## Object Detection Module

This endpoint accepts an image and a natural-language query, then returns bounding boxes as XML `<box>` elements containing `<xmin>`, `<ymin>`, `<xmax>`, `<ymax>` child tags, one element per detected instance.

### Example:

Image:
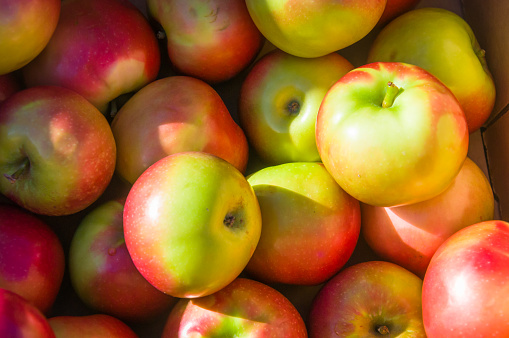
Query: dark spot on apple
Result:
<box><xmin>287</xmin><ymin>99</ymin><xmax>301</xmax><ymax>116</ymax></box>
<box><xmin>223</xmin><ymin>211</ymin><xmax>244</xmax><ymax>229</ymax></box>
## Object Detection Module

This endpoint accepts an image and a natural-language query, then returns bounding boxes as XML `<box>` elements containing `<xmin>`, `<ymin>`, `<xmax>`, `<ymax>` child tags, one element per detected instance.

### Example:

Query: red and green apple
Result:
<box><xmin>48</xmin><ymin>314</ymin><xmax>138</xmax><ymax>338</ymax></box>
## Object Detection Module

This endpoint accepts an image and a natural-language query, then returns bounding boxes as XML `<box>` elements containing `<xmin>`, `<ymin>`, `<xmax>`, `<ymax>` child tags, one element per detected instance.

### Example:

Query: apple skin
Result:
<box><xmin>245</xmin><ymin>0</ymin><xmax>387</xmax><ymax>58</ymax></box>
<box><xmin>22</xmin><ymin>0</ymin><xmax>160</xmax><ymax>113</ymax></box>
<box><xmin>316</xmin><ymin>61</ymin><xmax>469</xmax><ymax>207</ymax></box>
<box><xmin>0</xmin><ymin>73</ymin><xmax>22</xmax><ymax>103</ymax></box>
<box><xmin>239</xmin><ymin>49</ymin><xmax>354</xmax><ymax>165</ymax></box>
<box><xmin>308</xmin><ymin>261</ymin><xmax>425</xmax><ymax>337</ymax></box>
<box><xmin>368</xmin><ymin>7</ymin><xmax>496</xmax><ymax>133</ymax></box>
<box><xmin>111</xmin><ymin>76</ymin><xmax>249</xmax><ymax>184</ymax></box>
<box><xmin>361</xmin><ymin>157</ymin><xmax>494</xmax><ymax>278</ymax></box>
<box><xmin>245</xmin><ymin>162</ymin><xmax>361</xmax><ymax>285</ymax></box>
<box><xmin>0</xmin><ymin>86</ymin><xmax>116</xmax><ymax>216</ymax></box>
<box><xmin>123</xmin><ymin>152</ymin><xmax>262</xmax><ymax>298</ymax></box>
<box><xmin>422</xmin><ymin>220</ymin><xmax>509</xmax><ymax>337</ymax></box>
<box><xmin>147</xmin><ymin>0</ymin><xmax>264</xmax><ymax>83</ymax></box>
<box><xmin>0</xmin><ymin>204</ymin><xmax>65</xmax><ymax>315</ymax></box>
<box><xmin>376</xmin><ymin>0</ymin><xmax>420</xmax><ymax>27</ymax></box>
<box><xmin>68</xmin><ymin>199</ymin><xmax>177</xmax><ymax>322</ymax></box>
<box><xmin>162</xmin><ymin>278</ymin><xmax>307</xmax><ymax>337</ymax></box>
<box><xmin>0</xmin><ymin>0</ymin><xmax>60</xmax><ymax>75</ymax></box>
<box><xmin>0</xmin><ymin>288</ymin><xmax>55</xmax><ymax>338</ymax></box>
<box><xmin>48</xmin><ymin>314</ymin><xmax>138</xmax><ymax>338</ymax></box>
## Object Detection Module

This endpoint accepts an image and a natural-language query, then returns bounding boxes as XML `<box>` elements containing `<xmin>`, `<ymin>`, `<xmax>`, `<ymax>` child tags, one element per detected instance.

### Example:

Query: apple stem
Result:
<box><xmin>156</xmin><ymin>30</ymin><xmax>166</xmax><ymax>40</ymax></box>
<box><xmin>382</xmin><ymin>81</ymin><xmax>400</xmax><ymax>108</ymax></box>
<box><xmin>376</xmin><ymin>325</ymin><xmax>390</xmax><ymax>335</ymax></box>
<box><xmin>3</xmin><ymin>158</ymin><xmax>30</xmax><ymax>183</ymax></box>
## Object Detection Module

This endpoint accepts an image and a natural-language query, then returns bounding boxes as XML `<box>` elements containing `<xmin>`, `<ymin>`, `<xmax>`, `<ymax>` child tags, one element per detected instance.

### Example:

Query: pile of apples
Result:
<box><xmin>1</xmin><ymin>0</ymin><xmax>508</xmax><ymax>337</ymax></box>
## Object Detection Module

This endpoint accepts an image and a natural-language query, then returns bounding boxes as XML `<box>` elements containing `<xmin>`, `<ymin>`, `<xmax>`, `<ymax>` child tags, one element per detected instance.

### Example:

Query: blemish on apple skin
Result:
<box><xmin>108</xmin><ymin>247</ymin><xmax>116</xmax><ymax>256</ymax></box>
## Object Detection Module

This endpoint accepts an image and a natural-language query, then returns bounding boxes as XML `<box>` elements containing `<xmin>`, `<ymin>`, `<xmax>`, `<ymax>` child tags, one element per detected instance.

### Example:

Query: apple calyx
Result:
<box><xmin>376</xmin><ymin>325</ymin><xmax>390</xmax><ymax>335</ymax></box>
<box><xmin>381</xmin><ymin>82</ymin><xmax>400</xmax><ymax>108</ymax></box>
<box><xmin>223</xmin><ymin>210</ymin><xmax>244</xmax><ymax>230</ymax></box>
<box><xmin>3</xmin><ymin>157</ymin><xmax>30</xmax><ymax>183</ymax></box>
<box><xmin>286</xmin><ymin>99</ymin><xmax>301</xmax><ymax>116</ymax></box>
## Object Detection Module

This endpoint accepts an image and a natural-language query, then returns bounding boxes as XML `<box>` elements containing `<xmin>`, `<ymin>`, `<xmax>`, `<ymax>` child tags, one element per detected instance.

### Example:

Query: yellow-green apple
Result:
<box><xmin>422</xmin><ymin>220</ymin><xmax>509</xmax><ymax>337</ymax></box>
<box><xmin>0</xmin><ymin>0</ymin><xmax>60</xmax><ymax>75</ymax></box>
<box><xmin>68</xmin><ymin>200</ymin><xmax>177</xmax><ymax>322</ymax></box>
<box><xmin>162</xmin><ymin>278</ymin><xmax>307</xmax><ymax>337</ymax></box>
<box><xmin>0</xmin><ymin>204</ymin><xmax>65</xmax><ymax>315</ymax></box>
<box><xmin>308</xmin><ymin>261</ymin><xmax>425</xmax><ymax>337</ymax></box>
<box><xmin>245</xmin><ymin>0</ymin><xmax>387</xmax><ymax>58</ymax></box>
<box><xmin>376</xmin><ymin>0</ymin><xmax>420</xmax><ymax>27</ymax></box>
<box><xmin>245</xmin><ymin>162</ymin><xmax>361</xmax><ymax>285</ymax></box>
<box><xmin>111</xmin><ymin>76</ymin><xmax>249</xmax><ymax>184</ymax></box>
<box><xmin>362</xmin><ymin>157</ymin><xmax>494</xmax><ymax>278</ymax></box>
<box><xmin>239</xmin><ymin>49</ymin><xmax>354</xmax><ymax>165</ymax></box>
<box><xmin>48</xmin><ymin>314</ymin><xmax>137</xmax><ymax>338</ymax></box>
<box><xmin>147</xmin><ymin>0</ymin><xmax>264</xmax><ymax>83</ymax></box>
<box><xmin>368</xmin><ymin>7</ymin><xmax>496</xmax><ymax>133</ymax></box>
<box><xmin>0</xmin><ymin>86</ymin><xmax>116</xmax><ymax>216</ymax></box>
<box><xmin>123</xmin><ymin>152</ymin><xmax>262</xmax><ymax>298</ymax></box>
<box><xmin>316</xmin><ymin>62</ymin><xmax>469</xmax><ymax>207</ymax></box>
<box><xmin>22</xmin><ymin>0</ymin><xmax>160</xmax><ymax>113</ymax></box>
<box><xmin>0</xmin><ymin>73</ymin><xmax>21</xmax><ymax>103</ymax></box>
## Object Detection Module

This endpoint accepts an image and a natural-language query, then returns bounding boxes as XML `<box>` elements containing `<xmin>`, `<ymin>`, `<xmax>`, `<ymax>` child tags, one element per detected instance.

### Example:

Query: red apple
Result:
<box><xmin>376</xmin><ymin>0</ymin><xmax>420</xmax><ymax>26</ymax></box>
<box><xmin>22</xmin><ymin>0</ymin><xmax>160</xmax><ymax>113</ymax></box>
<box><xmin>309</xmin><ymin>261</ymin><xmax>425</xmax><ymax>337</ymax></box>
<box><xmin>162</xmin><ymin>278</ymin><xmax>307</xmax><ymax>337</ymax></box>
<box><xmin>0</xmin><ymin>288</ymin><xmax>55</xmax><ymax>338</ymax></box>
<box><xmin>422</xmin><ymin>220</ymin><xmax>509</xmax><ymax>337</ymax></box>
<box><xmin>111</xmin><ymin>76</ymin><xmax>249</xmax><ymax>184</ymax></box>
<box><xmin>0</xmin><ymin>73</ymin><xmax>21</xmax><ymax>103</ymax></box>
<box><xmin>0</xmin><ymin>204</ymin><xmax>65</xmax><ymax>314</ymax></box>
<box><xmin>147</xmin><ymin>0</ymin><xmax>264</xmax><ymax>83</ymax></box>
<box><xmin>316</xmin><ymin>62</ymin><xmax>469</xmax><ymax>207</ymax></box>
<box><xmin>0</xmin><ymin>0</ymin><xmax>60</xmax><ymax>75</ymax></box>
<box><xmin>245</xmin><ymin>162</ymin><xmax>361</xmax><ymax>285</ymax></box>
<box><xmin>68</xmin><ymin>199</ymin><xmax>177</xmax><ymax>322</ymax></box>
<box><xmin>0</xmin><ymin>86</ymin><xmax>116</xmax><ymax>216</ymax></box>
<box><xmin>48</xmin><ymin>314</ymin><xmax>137</xmax><ymax>338</ymax></box>
<box><xmin>361</xmin><ymin>157</ymin><xmax>494</xmax><ymax>278</ymax></box>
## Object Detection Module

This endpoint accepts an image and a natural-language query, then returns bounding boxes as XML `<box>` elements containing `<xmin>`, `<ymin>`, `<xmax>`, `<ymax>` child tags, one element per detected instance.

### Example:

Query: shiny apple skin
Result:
<box><xmin>422</xmin><ymin>220</ymin><xmax>509</xmax><ymax>337</ymax></box>
<box><xmin>147</xmin><ymin>0</ymin><xmax>264</xmax><ymax>83</ymax></box>
<box><xmin>0</xmin><ymin>0</ymin><xmax>60</xmax><ymax>75</ymax></box>
<box><xmin>245</xmin><ymin>162</ymin><xmax>361</xmax><ymax>285</ymax></box>
<box><xmin>361</xmin><ymin>157</ymin><xmax>494</xmax><ymax>278</ymax></box>
<box><xmin>316</xmin><ymin>61</ymin><xmax>469</xmax><ymax>207</ymax></box>
<box><xmin>239</xmin><ymin>49</ymin><xmax>354</xmax><ymax>164</ymax></box>
<box><xmin>368</xmin><ymin>7</ymin><xmax>496</xmax><ymax>133</ymax></box>
<box><xmin>0</xmin><ymin>86</ymin><xmax>116</xmax><ymax>216</ymax></box>
<box><xmin>309</xmin><ymin>261</ymin><xmax>425</xmax><ymax>337</ymax></box>
<box><xmin>162</xmin><ymin>278</ymin><xmax>307</xmax><ymax>338</ymax></box>
<box><xmin>22</xmin><ymin>0</ymin><xmax>160</xmax><ymax>113</ymax></box>
<box><xmin>123</xmin><ymin>152</ymin><xmax>262</xmax><ymax>298</ymax></box>
<box><xmin>48</xmin><ymin>314</ymin><xmax>138</xmax><ymax>338</ymax></box>
<box><xmin>245</xmin><ymin>0</ymin><xmax>387</xmax><ymax>58</ymax></box>
<box><xmin>69</xmin><ymin>200</ymin><xmax>177</xmax><ymax>322</ymax></box>
<box><xmin>111</xmin><ymin>76</ymin><xmax>249</xmax><ymax>184</ymax></box>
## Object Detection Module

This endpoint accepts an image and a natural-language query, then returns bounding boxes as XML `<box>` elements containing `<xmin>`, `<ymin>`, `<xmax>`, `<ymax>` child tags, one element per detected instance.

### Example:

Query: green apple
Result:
<box><xmin>316</xmin><ymin>62</ymin><xmax>469</xmax><ymax>207</ymax></box>
<box><xmin>245</xmin><ymin>0</ymin><xmax>387</xmax><ymax>58</ymax></box>
<box><xmin>239</xmin><ymin>49</ymin><xmax>354</xmax><ymax>164</ymax></box>
<box><xmin>123</xmin><ymin>152</ymin><xmax>262</xmax><ymax>298</ymax></box>
<box><xmin>245</xmin><ymin>162</ymin><xmax>361</xmax><ymax>285</ymax></box>
<box><xmin>368</xmin><ymin>7</ymin><xmax>496</xmax><ymax>133</ymax></box>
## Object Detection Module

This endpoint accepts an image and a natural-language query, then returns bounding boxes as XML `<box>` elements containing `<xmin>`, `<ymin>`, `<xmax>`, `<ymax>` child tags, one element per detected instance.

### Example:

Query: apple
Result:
<box><xmin>245</xmin><ymin>162</ymin><xmax>361</xmax><ymax>285</ymax></box>
<box><xmin>422</xmin><ymin>220</ymin><xmax>509</xmax><ymax>337</ymax></box>
<box><xmin>48</xmin><ymin>314</ymin><xmax>137</xmax><ymax>338</ymax></box>
<box><xmin>376</xmin><ymin>0</ymin><xmax>420</xmax><ymax>27</ymax></box>
<box><xmin>0</xmin><ymin>204</ymin><xmax>65</xmax><ymax>314</ymax></box>
<box><xmin>308</xmin><ymin>261</ymin><xmax>425</xmax><ymax>337</ymax></box>
<box><xmin>111</xmin><ymin>76</ymin><xmax>249</xmax><ymax>184</ymax></box>
<box><xmin>0</xmin><ymin>86</ymin><xmax>116</xmax><ymax>216</ymax></box>
<box><xmin>368</xmin><ymin>7</ymin><xmax>496</xmax><ymax>133</ymax></box>
<box><xmin>316</xmin><ymin>61</ymin><xmax>469</xmax><ymax>207</ymax></box>
<box><xmin>162</xmin><ymin>277</ymin><xmax>307</xmax><ymax>337</ymax></box>
<box><xmin>123</xmin><ymin>152</ymin><xmax>262</xmax><ymax>298</ymax></box>
<box><xmin>0</xmin><ymin>288</ymin><xmax>55</xmax><ymax>338</ymax></box>
<box><xmin>146</xmin><ymin>0</ymin><xmax>264</xmax><ymax>83</ymax></box>
<box><xmin>245</xmin><ymin>0</ymin><xmax>387</xmax><ymax>58</ymax></box>
<box><xmin>361</xmin><ymin>157</ymin><xmax>494</xmax><ymax>278</ymax></box>
<box><xmin>239</xmin><ymin>49</ymin><xmax>354</xmax><ymax>165</ymax></box>
<box><xmin>22</xmin><ymin>0</ymin><xmax>160</xmax><ymax>113</ymax></box>
<box><xmin>0</xmin><ymin>0</ymin><xmax>60</xmax><ymax>75</ymax></box>
<box><xmin>68</xmin><ymin>199</ymin><xmax>177</xmax><ymax>322</ymax></box>
<box><xmin>0</xmin><ymin>73</ymin><xmax>21</xmax><ymax>103</ymax></box>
